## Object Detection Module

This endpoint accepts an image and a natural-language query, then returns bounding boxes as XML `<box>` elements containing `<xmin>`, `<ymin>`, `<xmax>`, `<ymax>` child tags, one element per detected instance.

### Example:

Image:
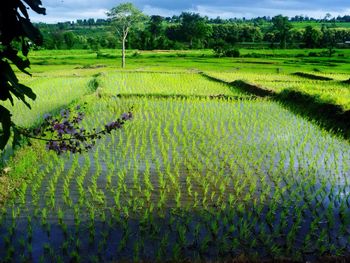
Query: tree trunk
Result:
<box><xmin>122</xmin><ymin>37</ymin><xmax>126</xmax><ymax>68</ymax></box>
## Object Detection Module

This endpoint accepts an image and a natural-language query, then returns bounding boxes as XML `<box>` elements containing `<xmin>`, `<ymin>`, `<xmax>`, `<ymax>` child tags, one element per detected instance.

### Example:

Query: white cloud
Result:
<box><xmin>193</xmin><ymin>5</ymin><xmax>350</xmax><ymax>19</ymax></box>
<box><xmin>142</xmin><ymin>5</ymin><xmax>179</xmax><ymax>18</ymax></box>
<box><xmin>29</xmin><ymin>8</ymin><xmax>108</xmax><ymax>23</ymax></box>
<box><xmin>27</xmin><ymin>0</ymin><xmax>350</xmax><ymax>23</ymax></box>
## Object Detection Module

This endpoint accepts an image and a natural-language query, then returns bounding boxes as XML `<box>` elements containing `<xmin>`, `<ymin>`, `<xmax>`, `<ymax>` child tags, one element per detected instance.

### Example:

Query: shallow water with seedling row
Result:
<box><xmin>0</xmin><ymin>73</ymin><xmax>350</xmax><ymax>262</ymax></box>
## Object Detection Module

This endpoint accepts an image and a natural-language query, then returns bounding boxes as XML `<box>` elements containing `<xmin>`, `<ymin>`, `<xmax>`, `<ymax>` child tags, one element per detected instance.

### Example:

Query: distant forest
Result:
<box><xmin>34</xmin><ymin>13</ymin><xmax>350</xmax><ymax>51</ymax></box>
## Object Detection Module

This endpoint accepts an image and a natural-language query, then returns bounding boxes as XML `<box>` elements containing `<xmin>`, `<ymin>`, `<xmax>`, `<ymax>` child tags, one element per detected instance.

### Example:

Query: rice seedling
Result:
<box><xmin>1</xmin><ymin>70</ymin><xmax>350</xmax><ymax>261</ymax></box>
<box><xmin>101</xmin><ymin>72</ymin><xmax>247</xmax><ymax>98</ymax></box>
<box><xmin>69</xmin><ymin>250</ymin><xmax>81</xmax><ymax>263</ymax></box>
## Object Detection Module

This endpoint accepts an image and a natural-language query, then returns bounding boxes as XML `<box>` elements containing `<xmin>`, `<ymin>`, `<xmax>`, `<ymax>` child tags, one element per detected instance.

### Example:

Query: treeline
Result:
<box><xmin>35</xmin><ymin>13</ymin><xmax>350</xmax><ymax>51</ymax></box>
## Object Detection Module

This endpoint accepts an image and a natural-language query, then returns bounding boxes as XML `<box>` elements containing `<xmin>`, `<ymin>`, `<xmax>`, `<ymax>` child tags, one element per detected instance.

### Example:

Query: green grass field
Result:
<box><xmin>26</xmin><ymin>48</ymin><xmax>350</xmax><ymax>73</ymax></box>
<box><xmin>1</xmin><ymin>49</ymin><xmax>350</xmax><ymax>262</ymax></box>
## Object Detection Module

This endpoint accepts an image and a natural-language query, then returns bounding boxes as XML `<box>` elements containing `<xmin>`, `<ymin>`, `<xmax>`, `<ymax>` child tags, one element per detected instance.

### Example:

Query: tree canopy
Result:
<box><xmin>107</xmin><ymin>2</ymin><xmax>146</xmax><ymax>68</ymax></box>
<box><xmin>179</xmin><ymin>12</ymin><xmax>212</xmax><ymax>48</ymax></box>
<box><xmin>34</xmin><ymin>13</ymin><xmax>350</xmax><ymax>51</ymax></box>
<box><xmin>271</xmin><ymin>15</ymin><xmax>292</xmax><ymax>48</ymax></box>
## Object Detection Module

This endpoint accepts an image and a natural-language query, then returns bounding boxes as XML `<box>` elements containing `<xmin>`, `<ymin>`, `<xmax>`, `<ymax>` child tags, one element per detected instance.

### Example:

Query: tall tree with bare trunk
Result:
<box><xmin>107</xmin><ymin>3</ymin><xmax>146</xmax><ymax>68</ymax></box>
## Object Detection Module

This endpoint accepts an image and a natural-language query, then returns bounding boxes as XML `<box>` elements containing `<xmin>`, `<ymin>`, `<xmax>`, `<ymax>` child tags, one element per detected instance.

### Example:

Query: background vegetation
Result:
<box><xmin>35</xmin><ymin>13</ymin><xmax>350</xmax><ymax>52</ymax></box>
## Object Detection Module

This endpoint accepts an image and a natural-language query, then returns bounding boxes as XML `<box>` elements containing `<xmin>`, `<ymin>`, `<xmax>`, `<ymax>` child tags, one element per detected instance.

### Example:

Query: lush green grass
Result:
<box><xmin>26</xmin><ymin>48</ymin><xmax>350</xmax><ymax>74</ymax></box>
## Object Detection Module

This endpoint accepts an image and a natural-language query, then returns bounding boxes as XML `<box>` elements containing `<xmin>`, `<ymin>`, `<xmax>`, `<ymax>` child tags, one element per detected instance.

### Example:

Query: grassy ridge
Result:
<box><xmin>204</xmin><ymin>71</ymin><xmax>350</xmax><ymax>110</ymax></box>
<box><xmin>202</xmin><ymin>72</ymin><xmax>350</xmax><ymax>139</ymax></box>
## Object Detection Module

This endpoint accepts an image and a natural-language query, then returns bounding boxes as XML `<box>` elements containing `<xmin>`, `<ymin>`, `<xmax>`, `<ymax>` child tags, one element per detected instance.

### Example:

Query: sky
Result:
<box><xmin>28</xmin><ymin>0</ymin><xmax>350</xmax><ymax>23</ymax></box>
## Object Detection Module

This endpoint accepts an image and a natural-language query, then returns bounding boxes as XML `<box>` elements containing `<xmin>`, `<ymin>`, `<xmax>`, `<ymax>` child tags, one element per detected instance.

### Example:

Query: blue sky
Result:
<box><xmin>29</xmin><ymin>0</ymin><xmax>350</xmax><ymax>23</ymax></box>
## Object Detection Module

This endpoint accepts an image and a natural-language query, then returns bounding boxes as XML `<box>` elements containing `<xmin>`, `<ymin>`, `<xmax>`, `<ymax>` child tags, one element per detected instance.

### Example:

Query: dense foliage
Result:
<box><xmin>36</xmin><ymin>13</ymin><xmax>350</xmax><ymax>51</ymax></box>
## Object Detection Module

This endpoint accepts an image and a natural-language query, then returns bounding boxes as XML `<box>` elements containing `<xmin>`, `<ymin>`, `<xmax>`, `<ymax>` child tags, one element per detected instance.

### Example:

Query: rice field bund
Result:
<box><xmin>1</xmin><ymin>70</ymin><xmax>350</xmax><ymax>262</ymax></box>
<box><xmin>205</xmin><ymin>71</ymin><xmax>350</xmax><ymax>110</ymax></box>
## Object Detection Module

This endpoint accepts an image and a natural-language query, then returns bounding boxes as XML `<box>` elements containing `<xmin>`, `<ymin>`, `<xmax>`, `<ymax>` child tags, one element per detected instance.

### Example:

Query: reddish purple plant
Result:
<box><xmin>17</xmin><ymin>105</ymin><xmax>133</xmax><ymax>154</ymax></box>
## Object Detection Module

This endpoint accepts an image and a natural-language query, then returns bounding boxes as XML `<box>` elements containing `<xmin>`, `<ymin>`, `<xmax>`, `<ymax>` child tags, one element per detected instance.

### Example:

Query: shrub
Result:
<box><xmin>212</xmin><ymin>39</ymin><xmax>227</xmax><ymax>57</ymax></box>
<box><xmin>224</xmin><ymin>48</ymin><xmax>240</xmax><ymax>57</ymax></box>
<box><xmin>308</xmin><ymin>52</ymin><xmax>319</xmax><ymax>57</ymax></box>
<box><xmin>176</xmin><ymin>53</ymin><xmax>187</xmax><ymax>57</ymax></box>
<box><xmin>308</xmin><ymin>51</ymin><xmax>335</xmax><ymax>57</ymax></box>
<box><xmin>132</xmin><ymin>51</ymin><xmax>141</xmax><ymax>57</ymax></box>
<box><xmin>212</xmin><ymin>40</ymin><xmax>240</xmax><ymax>58</ymax></box>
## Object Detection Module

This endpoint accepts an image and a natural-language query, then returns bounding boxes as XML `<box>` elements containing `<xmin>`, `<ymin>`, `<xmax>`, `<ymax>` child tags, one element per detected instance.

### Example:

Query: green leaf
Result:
<box><xmin>0</xmin><ymin>0</ymin><xmax>46</xmax><ymax>147</ymax></box>
<box><xmin>1</xmin><ymin>59</ymin><xmax>20</xmax><ymax>85</ymax></box>
<box><xmin>2</xmin><ymin>82</ymin><xmax>14</xmax><ymax>105</ymax></box>
<box><xmin>1</xmin><ymin>60</ymin><xmax>35</xmax><ymax>108</ymax></box>
<box><xmin>0</xmin><ymin>106</ymin><xmax>12</xmax><ymax>150</ymax></box>
<box><xmin>18</xmin><ymin>1</ymin><xmax>30</xmax><ymax>19</ymax></box>
<box><xmin>19</xmin><ymin>17</ymin><xmax>44</xmax><ymax>45</ymax></box>
<box><xmin>12</xmin><ymin>125</ymin><xmax>23</xmax><ymax>149</ymax></box>
<box><xmin>3</xmin><ymin>47</ymin><xmax>31</xmax><ymax>74</ymax></box>
<box><xmin>22</xmin><ymin>38</ymin><xmax>30</xmax><ymax>57</ymax></box>
<box><xmin>0</xmin><ymin>74</ymin><xmax>12</xmax><ymax>103</ymax></box>
<box><xmin>16</xmin><ymin>83</ymin><xmax>36</xmax><ymax>101</ymax></box>
<box><xmin>23</xmin><ymin>0</ymin><xmax>46</xmax><ymax>15</ymax></box>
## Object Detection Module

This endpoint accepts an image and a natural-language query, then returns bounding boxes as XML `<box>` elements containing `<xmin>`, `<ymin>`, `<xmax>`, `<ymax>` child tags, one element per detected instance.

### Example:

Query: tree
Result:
<box><xmin>289</xmin><ymin>28</ymin><xmax>304</xmax><ymax>46</ymax></box>
<box><xmin>148</xmin><ymin>15</ymin><xmax>165</xmax><ymax>49</ymax></box>
<box><xmin>105</xmin><ymin>35</ymin><xmax>118</xmax><ymax>49</ymax></box>
<box><xmin>179</xmin><ymin>12</ymin><xmax>212</xmax><ymax>49</ymax></box>
<box><xmin>264</xmin><ymin>32</ymin><xmax>276</xmax><ymax>48</ymax></box>
<box><xmin>322</xmin><ymin>25</ymin><xmax>337</xmax><ymax>57</ymax></box>
<box><xmin>212</xmin><ymin>39</ymin><xmax>229</xmax><ymax>57</ymax></box>
<box><xmin>271</xmin><ymin>15</ymin><xmax>292</xmax><ymax>48</ymax></box>
<box><xmin>63</xmin><ymin>32</ymin><xmax>76</xmax><ymax>49</ymax></box>
<box><xmin>240</xmin><ymin>25</ymin><xmax>263</xmax><ymax>42</ymax></box>
<box><xmin>107</xmin><ymin>3</ymin><xmax>146</xmax><ymax>68</ymax></box>
<box><xmin>211</xmin><ymin>24</ymin><xmax>240</xmax><ymax>45</ymax></box>
<box><xmin>0</xmin><ymin>0</ymin><xmax>45</xmax><ymax>150</ymax></box>
<box><xmin>324</xmin><ymin>13</ymin><xmax>332</xmax><ymax>22</ymax></box>
<box><xmin>303</xmin><ymin>26</ymin><xmax>322</xmax><ymax>48</ymax></box>
<box><xmin>87</xmin><ymin>37</ymin><xmax>100</xmax><ymax>52</ymax></box>
<box><xmin>212</xmin><ymin>40</ymin><xmax>240</xmax><ymax>58</ymax></box>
